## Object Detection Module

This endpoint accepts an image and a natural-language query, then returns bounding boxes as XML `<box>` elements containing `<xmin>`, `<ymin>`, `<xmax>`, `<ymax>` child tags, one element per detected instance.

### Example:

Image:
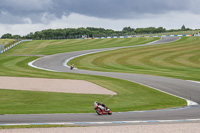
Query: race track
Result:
<box><xmin>1</xmin><ymin>37</ymin><xmax>200</xmax><ymax>126</ymax></box>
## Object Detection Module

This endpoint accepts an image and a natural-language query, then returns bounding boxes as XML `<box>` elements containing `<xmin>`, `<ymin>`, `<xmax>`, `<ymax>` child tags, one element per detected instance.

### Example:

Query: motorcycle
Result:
<box><xmin>70</xmin><ymin>65</ymin><xmax>74</xmax><ymax>70</ymax></box>
<box><xmin>94</xmin><ymin>104</ymin><xmax>112</xmax><ymax>115</ymax></box>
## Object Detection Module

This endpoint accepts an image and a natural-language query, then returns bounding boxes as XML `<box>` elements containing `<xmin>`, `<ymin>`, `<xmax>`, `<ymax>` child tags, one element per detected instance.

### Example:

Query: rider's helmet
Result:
<box><xmin>94</xmin><ymin>101</ymin><xmax>98</xmax><ymax>107</ymax></box>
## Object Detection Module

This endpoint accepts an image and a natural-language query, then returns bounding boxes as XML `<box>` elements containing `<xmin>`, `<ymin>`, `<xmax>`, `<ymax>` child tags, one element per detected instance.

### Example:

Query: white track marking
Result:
<box><xmin>187</xmin><ymin>80</ymin><xmax>200</xmax><ymax>84</ymax></box>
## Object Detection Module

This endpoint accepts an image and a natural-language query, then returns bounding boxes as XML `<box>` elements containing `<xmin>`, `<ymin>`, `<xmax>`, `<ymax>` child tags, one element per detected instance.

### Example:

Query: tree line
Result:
<box><xmin>0</xmin><ymin>25</ymin><xmax>194</xmax><ymax>40</ymax></box>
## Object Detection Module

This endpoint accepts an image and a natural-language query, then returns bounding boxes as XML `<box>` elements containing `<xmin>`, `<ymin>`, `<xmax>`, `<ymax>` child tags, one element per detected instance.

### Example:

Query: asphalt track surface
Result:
<box><xmin>1</xmin><ymin>37</ymin><xmax>200</xmax><ymax>126</ymax></box>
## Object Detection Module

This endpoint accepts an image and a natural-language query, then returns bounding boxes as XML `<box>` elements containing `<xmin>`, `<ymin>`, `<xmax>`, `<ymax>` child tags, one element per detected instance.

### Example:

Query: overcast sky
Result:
<box><xmin>0</xmin><ymin>0</ymin><xmax>200</xmax><ymax>37</ymax></box>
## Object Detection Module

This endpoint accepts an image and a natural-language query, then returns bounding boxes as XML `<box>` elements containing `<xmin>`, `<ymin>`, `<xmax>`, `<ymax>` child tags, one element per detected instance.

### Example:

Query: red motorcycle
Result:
<box><xmin>94</xmin><ymin>104</ymin><xmax>112</xmax><ymax>115</ymax></box>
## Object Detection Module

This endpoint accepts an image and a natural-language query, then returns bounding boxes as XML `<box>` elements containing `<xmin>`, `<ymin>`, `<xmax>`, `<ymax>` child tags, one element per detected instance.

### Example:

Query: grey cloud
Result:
<box><xmin>0</xmin><ymin>0</ymin><xmax>54</xmax><ymax>24</ymax></box>
<box><xmin>0</xmin><ymin>0</ymin><xmax>199</xmax><ymax>24</ymax></box>
<box><xmin>50</xmin><ymin>0</ymin><xmax>200</xmax><ymax>18</ymax></box>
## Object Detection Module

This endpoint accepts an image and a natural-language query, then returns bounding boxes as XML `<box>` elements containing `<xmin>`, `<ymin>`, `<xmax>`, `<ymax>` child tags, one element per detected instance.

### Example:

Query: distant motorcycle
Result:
<box><xmin>70</xmin><ymin>64</ymin><xmax>74</xmax><ymax>70</ymax></box>
<box><xmin>94</xmin><ymin>103</ymin><xmax>112</xmax><ymax>115</ymax></box>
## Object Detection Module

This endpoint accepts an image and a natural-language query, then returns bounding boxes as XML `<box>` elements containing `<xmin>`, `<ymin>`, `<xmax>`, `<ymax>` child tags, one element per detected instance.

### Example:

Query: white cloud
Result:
<box><xmin>1</xmin><ymin>11</ymin><xmax>8</xmax><ymax>15</ymax></box>
<box><xmin>23</xmin><ymin>18</ymin><xmax>32</xmax><ymax>24</ymax></box>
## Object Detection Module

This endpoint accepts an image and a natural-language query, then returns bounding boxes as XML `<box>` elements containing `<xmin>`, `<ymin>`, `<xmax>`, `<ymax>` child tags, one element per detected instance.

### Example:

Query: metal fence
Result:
<box><xmin>0</xmin><ymin>44</ymin><xmax>4</xmax><ymax>51</ymax></box>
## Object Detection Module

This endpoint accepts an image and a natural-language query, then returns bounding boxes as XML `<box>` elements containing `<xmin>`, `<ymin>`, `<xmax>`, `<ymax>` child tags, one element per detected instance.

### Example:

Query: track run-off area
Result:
<box><xmin>1</xmin><ymin>36</ymin><xmax>200</xmax><ymax>126</ymax></box>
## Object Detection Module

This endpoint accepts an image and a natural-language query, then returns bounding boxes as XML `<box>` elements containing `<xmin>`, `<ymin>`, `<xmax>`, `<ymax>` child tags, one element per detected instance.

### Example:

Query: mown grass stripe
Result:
<box><xmin>69</xmin><ymin>37</ymin><xmax>200</xmax><ymax>81</ymax></box>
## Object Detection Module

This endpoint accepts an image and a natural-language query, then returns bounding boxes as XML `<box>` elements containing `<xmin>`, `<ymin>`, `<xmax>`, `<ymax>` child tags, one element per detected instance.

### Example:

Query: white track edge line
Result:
<box><xmin>187</xmin><ymin>80</ymin><xmax>200</xmax><ymax>84</ymax></box>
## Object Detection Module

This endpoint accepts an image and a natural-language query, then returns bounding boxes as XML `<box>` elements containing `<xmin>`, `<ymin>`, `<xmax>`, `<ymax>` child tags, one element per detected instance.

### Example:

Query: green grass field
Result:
<box><xmin>69</xmin><ymin>37</ymin><xmax>200</xmax><ymax>81</ymax></box>
<box><xmin>0</xmin><ymin>125</ymin><xmax>80</xmax><ymax>129</ymax></box>
<box><xmin>131</xmin><ymin>30</ymin><xmax>199</xmax><ymax>37</ymax></box>
<box><xmin>0</xmin><ymin>39</ymin><xmax>17</xmax><ymax>49</ymax></box>
<box><xmin>0</xmin><ymin>37</ymin><xmax>187</xmax><ymax>114</ymax></box>
<box><xmin>4</xmin><ymin>37</ymin><xmax>159</xmax><ymax>55</ymax></box>
<box><xmin>0</xmin><ymin>39</ymin><xmax>14</xmax><ymax>44</ymax></box>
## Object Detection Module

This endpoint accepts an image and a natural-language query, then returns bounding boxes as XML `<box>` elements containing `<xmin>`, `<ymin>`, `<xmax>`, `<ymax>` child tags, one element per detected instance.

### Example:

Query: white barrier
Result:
<box><xmin>0</xmin><ymin>40</ymin><xmax>32</xmax><ymax>54</ymax></box>
<box><xmin>91</xmin><ymin>35</ymin><xmax>192</xmax><ymax>39</ymax></box>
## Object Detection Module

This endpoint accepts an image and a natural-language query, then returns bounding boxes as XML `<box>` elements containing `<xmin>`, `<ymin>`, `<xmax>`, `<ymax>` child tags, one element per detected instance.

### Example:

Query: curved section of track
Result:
<box><xmin>1</xmin><ymin>37</ymin><xmax>200</xmax><ymax>126</ymax></box>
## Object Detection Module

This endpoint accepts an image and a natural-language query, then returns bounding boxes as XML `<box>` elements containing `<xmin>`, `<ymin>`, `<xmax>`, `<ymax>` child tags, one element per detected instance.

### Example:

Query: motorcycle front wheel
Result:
<box><xmin>108</xmin><ymin>111</ymin><xmax>112</xmax><ymax>115</ymax></box>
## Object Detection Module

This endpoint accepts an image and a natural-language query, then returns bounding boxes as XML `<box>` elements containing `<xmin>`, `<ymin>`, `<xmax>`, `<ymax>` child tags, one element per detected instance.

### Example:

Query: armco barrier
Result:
<box><xmin>0</xmin><ymin>40</ymin><xmax>32</xmax><ymax>54</ymax></box>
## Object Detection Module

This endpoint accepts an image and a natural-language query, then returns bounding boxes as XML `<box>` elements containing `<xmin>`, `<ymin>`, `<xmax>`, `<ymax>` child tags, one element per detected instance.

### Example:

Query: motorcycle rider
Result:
<box><xmin>70</xmin><ymin>64</ymin><xmax>74</xmax><ymax>70</ymax></box>
<box><xmin>94</xmin><ymin>101</ymin><xmax>109</xmax><ymax>111</ymax></box>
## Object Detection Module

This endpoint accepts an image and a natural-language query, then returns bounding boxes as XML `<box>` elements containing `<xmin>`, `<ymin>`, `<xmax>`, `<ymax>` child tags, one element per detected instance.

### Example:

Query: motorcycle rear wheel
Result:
<box><xmin>96</xmin><ymin>108</ymin><xmax>102</xmax><ymax>115</ymax></box>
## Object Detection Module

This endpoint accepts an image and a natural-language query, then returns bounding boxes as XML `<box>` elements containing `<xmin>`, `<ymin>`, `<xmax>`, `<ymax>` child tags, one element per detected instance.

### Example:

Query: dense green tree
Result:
<box><xmin>135</xmin><ymin>27</ymin><xmax>166</xmax><ymax>34</ymax></box>
<box><xmin>181</xmin><ymin>25</ymin><xmax>186</xmax><ymax>30</ymax></box>
<box><xmin>12</xmin><ymin>35</ymin><xmax>21</xmax><ymax>39</ymax></box>
<box><xmin>1</xmin><ymin>33</ymin><xmax>12</xmax><ymax>39</ymax></box>
<box><xmin>122</xmin><ymin>26</ymin><xmax>134</xmax><ymax>32</ymax></box>
<box><xmin>26</xmin><ymin>32</ymin><xmax>34</xmax><ymax>39</ymax></box>
<box><xmin>2</xmin><ymin>26</ymin><xmax>193</xmax><ymax>40</ymax></box>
